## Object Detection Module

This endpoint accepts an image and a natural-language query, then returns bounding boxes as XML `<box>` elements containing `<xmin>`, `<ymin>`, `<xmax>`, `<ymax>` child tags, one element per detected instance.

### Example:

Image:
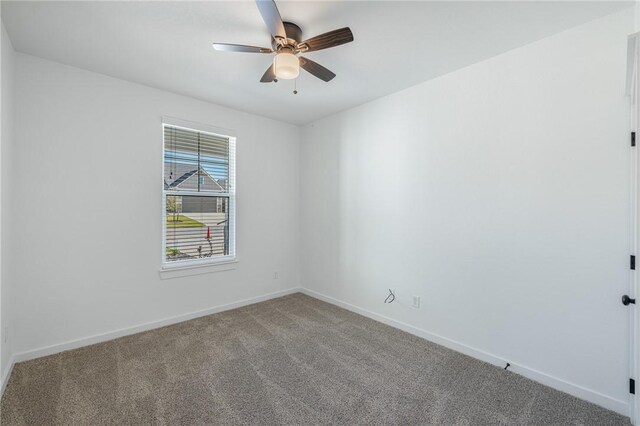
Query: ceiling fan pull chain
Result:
<box><xmin>293</xmin><ymin>78</ymin><xmax>298</xmax><ymax>95</ymax></box>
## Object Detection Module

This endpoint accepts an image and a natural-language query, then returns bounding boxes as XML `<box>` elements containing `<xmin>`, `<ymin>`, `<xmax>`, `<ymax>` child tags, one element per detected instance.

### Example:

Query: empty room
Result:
<box><xmin>0</xmin><ymin>0</ymin><xmax>639</xmax><ymax>424</ymax></box>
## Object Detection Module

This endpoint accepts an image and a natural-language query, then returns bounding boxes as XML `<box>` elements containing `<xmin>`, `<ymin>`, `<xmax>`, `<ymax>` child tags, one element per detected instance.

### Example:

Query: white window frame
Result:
<box><xmin>161</xmin><ymin>117</ymin><xmax>236</xmax><ymax>271</ymax></box>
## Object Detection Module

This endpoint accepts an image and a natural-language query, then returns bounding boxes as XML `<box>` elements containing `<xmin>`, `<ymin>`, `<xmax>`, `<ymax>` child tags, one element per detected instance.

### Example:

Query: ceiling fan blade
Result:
<box><xmin>298</xmin><ymin>27</ymin><xmax>353</xmax><ymax>52</ymax></box>
<box><xmin>299</xmin><ymin>57</ymin><xmax>336</xmax><ymax>82</ymax></box>
<box><xmin>255</xmin><ymin>0</ymin><xmax>286</xmax><ymax>41</ymax></box>
<box><xmin>213</xmin><ymin>43</ymin><xmax>272</xmax><ymax>53</ymax></box>
<box><xmin>260</xmin><ymin>64</ymin><xmax>276</xmax><ymax>83</ymax></box>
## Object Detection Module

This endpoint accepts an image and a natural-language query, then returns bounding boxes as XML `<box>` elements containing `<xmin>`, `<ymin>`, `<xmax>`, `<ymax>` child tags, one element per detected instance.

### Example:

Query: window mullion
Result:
<box><xmin>165</xmin><ymin>190</ymin><xmax>229</xmax><ymax>197</ymax></box>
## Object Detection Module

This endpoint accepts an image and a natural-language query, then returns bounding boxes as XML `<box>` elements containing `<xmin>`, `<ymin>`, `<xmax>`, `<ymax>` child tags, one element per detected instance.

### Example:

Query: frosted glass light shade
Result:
<box><xmin>274</xmin><ymin>52</ymin><xmax>299</xmax><ymax>79</ymax></box>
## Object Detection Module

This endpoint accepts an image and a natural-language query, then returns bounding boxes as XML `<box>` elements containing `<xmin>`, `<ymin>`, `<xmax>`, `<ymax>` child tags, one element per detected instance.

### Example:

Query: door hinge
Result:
<box><xmin>632</xmin><ymin>132</ymin><xmax>636</xmax><ymax>147</ymax></box>
<box><xmin>631</xmin><ymin>255</ymin><xmax>636</xmax><ymax>270</ymax></box>
<box><xmin>631</xmin><ymin>378</ymin><xmax>635</xmax><ymax>395</ymax></box>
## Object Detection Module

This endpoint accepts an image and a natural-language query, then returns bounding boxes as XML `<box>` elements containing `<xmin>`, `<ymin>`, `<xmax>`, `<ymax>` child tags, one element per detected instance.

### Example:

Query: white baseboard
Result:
<box><xmin>1</xmin><ymin>355</ymin><xmax>15</xmax><ymax>397</ymax></box>
<box><xmin>13</xmin><ymin>287</ymin><xmax>302</xmax><ymax>364</ymax></box>
<box><xmin>299</xmin><ymin>288</ymin><xmax>629</xmax><ymax>417</ymax></box>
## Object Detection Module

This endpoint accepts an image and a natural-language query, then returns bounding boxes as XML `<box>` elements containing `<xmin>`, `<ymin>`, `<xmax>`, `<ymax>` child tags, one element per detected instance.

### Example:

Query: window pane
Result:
<box><xmin>164</xmin><ymin>125</ymin><xmax>229</xmax><ymax>193</ymax></box>
<box><xmin>165</xmin><ymin>195</ymin><xmax>230</xmax><ymax>262</ymax></box>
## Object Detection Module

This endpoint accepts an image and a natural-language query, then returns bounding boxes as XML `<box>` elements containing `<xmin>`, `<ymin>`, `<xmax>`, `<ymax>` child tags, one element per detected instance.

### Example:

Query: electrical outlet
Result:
<box><xmin>412</xmin><ymin>296</ymin><xmax>420</xmax><ymax>308</ymax></box>
<box><xmin>273</xmin><ymin>272</ymin><xmax>279</xmax><ymax>279</ymax></box>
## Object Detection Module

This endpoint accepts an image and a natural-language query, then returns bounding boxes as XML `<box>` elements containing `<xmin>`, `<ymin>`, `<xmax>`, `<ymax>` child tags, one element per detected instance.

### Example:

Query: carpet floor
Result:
<box><xmin>0</xmin><ymin>293</ymin><xmax>631</xmax><ymax>425</ymax></box>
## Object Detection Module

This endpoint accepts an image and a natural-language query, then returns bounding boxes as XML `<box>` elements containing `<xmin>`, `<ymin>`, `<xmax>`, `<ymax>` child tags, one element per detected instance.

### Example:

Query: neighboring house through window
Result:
<box><xmin>162</xmin><ymin>119</ymin><xmax>236</xmax><ymax>267</ymax></box>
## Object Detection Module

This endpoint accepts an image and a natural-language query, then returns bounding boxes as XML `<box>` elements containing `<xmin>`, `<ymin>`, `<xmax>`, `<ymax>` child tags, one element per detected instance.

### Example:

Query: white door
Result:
<box><xmin>627</xmin><ymin>31</ymin><xmax>640</xmax><ymax>426</ymax></box>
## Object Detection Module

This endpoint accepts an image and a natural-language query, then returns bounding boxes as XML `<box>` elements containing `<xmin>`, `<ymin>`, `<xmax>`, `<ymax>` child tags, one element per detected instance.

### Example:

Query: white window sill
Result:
<box><xmin>159</xmin><ymin>258</ymin><xmax>238</xmax><ymax>280</ymax></box>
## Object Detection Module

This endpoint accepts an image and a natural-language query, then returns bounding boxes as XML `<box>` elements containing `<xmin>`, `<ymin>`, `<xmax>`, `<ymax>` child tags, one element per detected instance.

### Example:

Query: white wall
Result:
<box><xmin>1</xmin><ymin>21</ymin><xmax>15</xmax><ymax>387</ymax></box>
<box><xmin>11</xmin><ymin>53</ymin><xmax>301</xmax><ymax>356</ymax></box>
<box><xmin>301</xmin><ymin>8</ymin><xmax>634</xmax><ymax>413</ymax></box>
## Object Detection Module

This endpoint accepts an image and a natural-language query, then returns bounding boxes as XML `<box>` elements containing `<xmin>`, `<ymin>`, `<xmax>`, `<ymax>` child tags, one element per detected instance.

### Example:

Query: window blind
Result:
<box><xmin>163</xmin><ymin>124</ymin><xmax>234</xmax><ymax>265</ymax></box>
<box><xmin>164</xmin><ymin>126</ymin><xmax>230</xmax><ymax>192</ymax></box>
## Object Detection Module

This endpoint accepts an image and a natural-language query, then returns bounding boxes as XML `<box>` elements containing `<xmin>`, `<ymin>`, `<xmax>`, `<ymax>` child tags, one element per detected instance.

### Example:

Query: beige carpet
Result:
<box><xmin>0</xmin><ymin>293</ymin><xmax>630</xmax><ymax>425</ymax></box>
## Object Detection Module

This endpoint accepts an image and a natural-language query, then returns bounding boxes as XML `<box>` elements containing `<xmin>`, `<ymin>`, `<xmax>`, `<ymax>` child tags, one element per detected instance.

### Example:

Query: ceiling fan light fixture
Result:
<box><xmin>273</xmin><ymin>51</ymin><xmax>299</xmax><ymax>79</ymax></box>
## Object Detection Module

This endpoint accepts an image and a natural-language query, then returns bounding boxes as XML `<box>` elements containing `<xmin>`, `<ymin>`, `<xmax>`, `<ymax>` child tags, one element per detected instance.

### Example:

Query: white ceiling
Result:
<box><xmin>1</xmin><ymin>1</ymin><xmax>634</xmax><ymax>125</ymax></box>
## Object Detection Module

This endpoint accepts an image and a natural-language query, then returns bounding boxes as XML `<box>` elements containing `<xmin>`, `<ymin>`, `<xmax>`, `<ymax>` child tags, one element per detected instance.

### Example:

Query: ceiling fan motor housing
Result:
<box><xmin>272</xmin><ymin>22</ymin><xmax>302</xmax><ymax>50</ymax></box>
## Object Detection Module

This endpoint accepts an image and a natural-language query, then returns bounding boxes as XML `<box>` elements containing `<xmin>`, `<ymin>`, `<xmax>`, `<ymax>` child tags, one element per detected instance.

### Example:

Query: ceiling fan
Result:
<box><xmin>213</xmin><ymin>0</ymin><xmax>354</xmax><ymax>83</ymax></box>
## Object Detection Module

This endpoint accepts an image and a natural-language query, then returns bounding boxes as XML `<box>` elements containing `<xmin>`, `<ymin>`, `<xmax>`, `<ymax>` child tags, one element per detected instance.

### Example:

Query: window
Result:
<box><xmin>162</xmin><ymin>119</ymin><xmax>235</xmax><ymax>268</ymax></box>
